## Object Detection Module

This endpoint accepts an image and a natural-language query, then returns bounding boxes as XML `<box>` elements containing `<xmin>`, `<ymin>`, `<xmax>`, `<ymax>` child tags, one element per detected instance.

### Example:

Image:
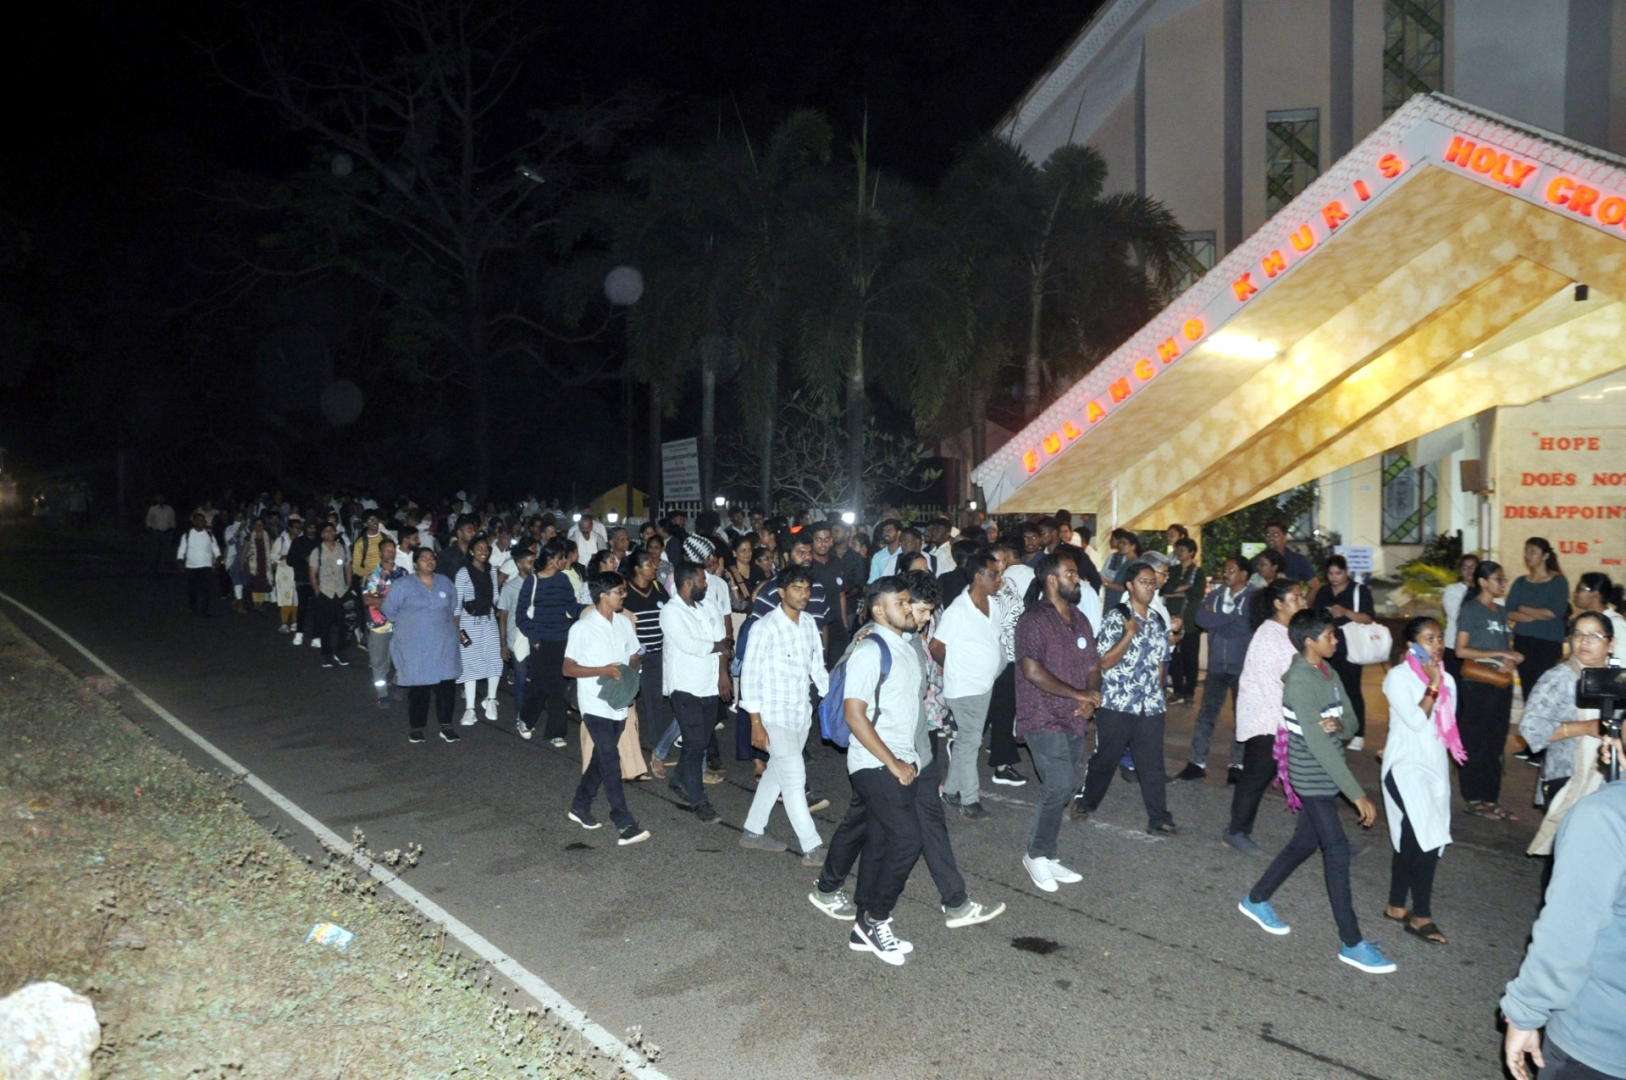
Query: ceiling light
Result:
<box><xmin>1461</xmin><ymin>350</ymin><xmax>1475</xmax><ymax>359</ymax></box>
<box><xmin>1204</xmin><ymin>333</ymin><xmax>1278</xmax><ymax>360</ymax></box>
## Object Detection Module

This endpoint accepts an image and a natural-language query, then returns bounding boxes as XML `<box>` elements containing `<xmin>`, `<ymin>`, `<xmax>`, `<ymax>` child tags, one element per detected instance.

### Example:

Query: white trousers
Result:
<box><xmin>743</xmin><ymin>721</ymin><xmax>822</xmax><ymax>854</ymax></box>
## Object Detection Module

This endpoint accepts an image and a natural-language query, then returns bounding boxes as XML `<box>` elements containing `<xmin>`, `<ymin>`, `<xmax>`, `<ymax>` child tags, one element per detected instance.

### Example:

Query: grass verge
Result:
<box><xmin>0</xmin><ymin>611</ymin><xmax>634</xmax><ymax>1079</ymax></box>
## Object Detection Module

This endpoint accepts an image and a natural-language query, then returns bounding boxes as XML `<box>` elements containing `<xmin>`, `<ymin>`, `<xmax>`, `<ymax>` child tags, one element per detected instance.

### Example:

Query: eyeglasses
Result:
<box><xmin>1571</xmin><ymin>631</ymin><xmax>1610</xmax><ymax>644</ymax></box>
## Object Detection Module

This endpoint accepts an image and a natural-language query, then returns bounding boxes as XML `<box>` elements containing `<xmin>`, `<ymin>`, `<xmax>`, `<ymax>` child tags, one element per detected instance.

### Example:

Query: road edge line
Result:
<box><xmin>0</xmin><ymin>589</ymin><xmax>671</xmax><ymax>1080</ymax></box>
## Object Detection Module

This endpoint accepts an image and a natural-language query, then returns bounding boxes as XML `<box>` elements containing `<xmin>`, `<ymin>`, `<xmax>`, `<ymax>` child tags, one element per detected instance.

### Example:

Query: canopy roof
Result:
<box><xmin>973</xmin><ymin>94</ymin><xmax>1626</xmax><ymax>527</ymax></box>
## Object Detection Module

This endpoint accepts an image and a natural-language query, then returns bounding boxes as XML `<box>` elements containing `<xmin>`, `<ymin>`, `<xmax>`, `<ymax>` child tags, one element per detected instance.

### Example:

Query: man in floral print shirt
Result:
<box><xmin>1075</xmin><ymin>560</ymin><xmax>1180</xmax><ymax>835</ymax></box>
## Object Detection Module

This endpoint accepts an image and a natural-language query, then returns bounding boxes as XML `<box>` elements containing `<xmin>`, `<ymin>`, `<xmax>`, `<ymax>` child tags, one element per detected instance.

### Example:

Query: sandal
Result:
<box><xmin>1467</xmin><ymin>801</ymin><xmax>1512</xmax><ymax>820</ymax></box>
<box><xmin>1382</xmin><ymin>907</ymin><xmax>1408</xmax><ymax>923</ymax></box>
<box><xmin>1405</xmin><ymin>919</ymin><xmax>1448</xmax><ymax>944</ymax></box>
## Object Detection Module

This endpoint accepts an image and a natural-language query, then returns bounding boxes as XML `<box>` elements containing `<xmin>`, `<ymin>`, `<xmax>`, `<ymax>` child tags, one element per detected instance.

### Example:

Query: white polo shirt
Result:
<box><xmin>565</xmin><ymin>608</ymin><xmax>640</xmax><ymax>720</ymax></box>
<box><xmin>659</xmin><ymin>597</ymin><xmax>724</xmax><ymax>697</ymax></box>
<box><xmin>935</xmin><ymin>590</ymin><xmax>1007</xmax><ymax>698</ymax></box>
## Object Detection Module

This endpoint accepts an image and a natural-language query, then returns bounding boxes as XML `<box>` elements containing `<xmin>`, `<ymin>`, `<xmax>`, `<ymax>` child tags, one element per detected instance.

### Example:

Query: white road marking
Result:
<box><xmin>0</xmin><ymin>590</ymin><xmax>670</xmax><ymax>1080</ymax></box>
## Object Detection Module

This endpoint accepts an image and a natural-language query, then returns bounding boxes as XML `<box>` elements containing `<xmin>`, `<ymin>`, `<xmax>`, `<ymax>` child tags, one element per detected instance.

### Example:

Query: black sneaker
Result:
<box><xmin>321</xmin><ymin>660</ymin><xmax>335</xmax><ymax>669</ymax></box>
<box><xmin>408</xmin><ymin>729</ymin><xmax>425</xmax><ymax>744</ymax></box>
<box><xmin>617</xmin><ymin>826</ymin><xmax>651</xmax><ymax>846</ymax></box>
<box><xmin>1118</xmin><ymin>763</ymin><xmax>1137</xmax><ymax>783</ymax></box>
<box><xmin>694</xmin><ymin>804</ymin><xmax>721</xmax><ymax>825</ymax></box>
<box><xmin>568</xmin><ymin>810</ymin><xmax>601</xmax><ymax>830</ymax></box>
<box><xmin>1227</xmin><ymin>766</ymin><xmax>1243</xmax><ymax>786</ymax></box>
<box><xmin>940</xmin><ymin>789</ymin><xmax>961</xmax><ymax>807</ymax></box>
<box><xmin>1172</xmin><ymin>762</ymin><xmax>1207</xmax><ymax>782</ymax></box>
<box><xmin>959</xmin><ymin>802</ymin><xmax>990</xmax><ymax>821</ymax></box>
<box><xmin>439</xmin><ymin>726</ymin><xmax>460</xmax><ymax>743</ymax></box>
<box><xmin>992</xmin><ymin>765</ymin><xmax>1027</xmax><ymax>786</ymax></box>
<box><xmin>667</xmin><ymin>783</ymin><xmax>694</xmax><ymax>811</ymax></box>
<box><xmin>333</xmin><ymin>656</ymin><xmax>350</xmax><ymax>668</ymax></box>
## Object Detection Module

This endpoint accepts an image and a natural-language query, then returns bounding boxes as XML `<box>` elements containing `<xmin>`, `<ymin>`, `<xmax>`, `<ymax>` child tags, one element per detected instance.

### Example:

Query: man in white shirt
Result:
<box><xmin>567</xmin><ymin>511</ymin><xmax>606</xmax><ymax>563</ymax></box>
<box><xmin>933</xmin><ymin>553</ymin><xmax>1007</xmax><ymax>820</ymax></box>
<box><xmin>176</xmin><ymin>511</ymin><xmax>222</xmax><ymax>617</ymax></box>
<box><xmin>563</xmin><ymin>572</ymin><xmax>650</xmax><ymax>846</ymax></box>
<box><xmin>839</xmin><ymin>575</ymin><xmax>926</xmax><ymax>965</ymax></box>
<box><xmin>146</xmin><ymin>495</ymin><xmax>176</xmax><ymax>578</ymax></box>
<box><xmin>739</xmin><ymin>566</ymin><xmax>830</xmax><ymax>861</ymax></box>
<box><xmin>660</xmin><ymin>563</ymin><xmax>727</xmax><ymax>824</ymax></box>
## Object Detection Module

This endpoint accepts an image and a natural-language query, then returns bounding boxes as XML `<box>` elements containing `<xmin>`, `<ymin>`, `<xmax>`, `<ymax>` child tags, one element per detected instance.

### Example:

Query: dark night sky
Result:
<box><xmin>4</xmin><ymin>0</ymin><xmax>1107</xmax><ymax>502</ymax></box>
<box><xmin>11</xmin><ymin>0</ymin><xmax>1103</xmax><ymax>180</ymax></box>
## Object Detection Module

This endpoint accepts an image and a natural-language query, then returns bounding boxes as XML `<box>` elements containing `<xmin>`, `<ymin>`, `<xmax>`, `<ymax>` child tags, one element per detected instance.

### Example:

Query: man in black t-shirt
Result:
<box><xmin>807</xmin><ymin>522</ymin><xmax>848</xmax><ymax>664</ymax></box>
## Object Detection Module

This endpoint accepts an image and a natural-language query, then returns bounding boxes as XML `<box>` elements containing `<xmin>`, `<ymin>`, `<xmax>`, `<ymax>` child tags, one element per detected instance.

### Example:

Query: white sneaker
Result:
<box><xmin>1348</xmin><ymin>736</ymin><xmax>1366</xmax><ymax>751</ymax></box>
<box><xmin>1046</xmin><ymin>858</ymin><xmax>1083</xmax><ymax>885</ymax></box>
<box><xmin>277</xmin><ymin>624</ymin><xmax>291</xmax><ymax>635</ymax></box>
<box><xmin>310</xmin><ymin>637</ymin><xmax>322</xmax><ymax>649</ymax></box>
<box><xmin>459</xmin><ymin>708</ymin><xmax>477</xmax><ymax>727</ymax></box>
<box><xmin>291</xmin><ymin>632</ymin><xmax>304</xmax><ymax>646</ymax></box>
<box><xmin>1022</xmin><ymin>853</ymin><xmax>1058</xmax><ymax>893</ymax></box>
<box><xmin>482</xmin><ymin>697</ymin><xmax>499</xmax><ymax>721</ymax></box>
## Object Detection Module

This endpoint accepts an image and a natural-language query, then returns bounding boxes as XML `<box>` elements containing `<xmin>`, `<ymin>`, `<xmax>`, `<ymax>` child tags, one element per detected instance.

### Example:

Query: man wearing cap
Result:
<box><xmin>563</xmin><ymin>571</ymin><xmax>650</xmax><ymax>846</ymax></box>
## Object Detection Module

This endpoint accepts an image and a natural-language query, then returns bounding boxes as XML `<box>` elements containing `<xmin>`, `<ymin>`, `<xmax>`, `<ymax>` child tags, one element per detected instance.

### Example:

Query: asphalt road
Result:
<box><xmin>2</xmin><ymin>523</ymin><xmax>1547</xmax><ymax>1079</ymax></box>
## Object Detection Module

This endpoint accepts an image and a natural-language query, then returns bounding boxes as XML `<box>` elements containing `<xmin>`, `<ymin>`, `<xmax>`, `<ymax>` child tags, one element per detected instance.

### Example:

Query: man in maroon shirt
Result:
<box><xmin>1014</xmin><ymin>551</ymin><xmax>1102</xmax><ymax>893</ymax></box>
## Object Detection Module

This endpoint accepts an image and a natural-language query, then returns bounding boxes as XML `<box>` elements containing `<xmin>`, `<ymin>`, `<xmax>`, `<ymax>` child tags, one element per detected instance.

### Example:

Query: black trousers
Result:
<box><xmin>986</xmin><ymin>664</ymin><xmax>1021</xmax><ymax>768</ymax></box>
<box><xmin>1171</xmin><ymin>631</ymin><xmax>1202</xmax><ymax>696</ymax></box>
<box><xmin>151</xmin><ymin>529</ymin><xmax>175</xmax><ymax>576</ymax></box>
<box><xmin>521</xmin><ymin>639</ymin><xmax>571</xmax><ymax>738</ymax></box>
<box><xmin>819</xmin><ymin>732</ymin><xmax>965</xmax><ymax>909</ymax></box>
<box><xmin>1457</xmin><ymin>678</ymin><xmax>1513</xmax><ymax>803</ymax></box>
<box><xmin>1228</xmin><ymin>734</ymin><xmax>1278</xmax><ymax>837</ymax></box>
<box><xmin>185</xmin><ymin>567</ymin><xmax>214</xmax><ymax>615</ymax></box>
<box><xmin>669</xmin><ymin>691</ymin><xmax>718</xmax><ymax>812</ymax></box>
<box><xmin>407</xmin><ymin>679</ymin><xmax>456</xmax><ymax>731</ymax></box>
<box><xmin>1328</xmin><ymin>653</ymin><xmax>1367</xmax><ymax>738</ymax></box>
<box><xmin>295</xmin><ymin>582</ymin><xmax>314</xmax><ymax>634</ymax></box>
<box><xmin>637</xmin><ymin>650</ymin><xmax>668</xmax><ymax>750</ymax></box>
<box><xmin>848</xmin><ymin>766</ymin><xmax>924</xmax><ymax>923</ymax></box>
<box><xmin>311</xmin><ymin>594</ymin><xmax>350</xmax><ymax>660</ymax></box>
<box><xmin>1081</xmin><ymin>708</ymin><xmax>1172</xmax><ymax>829</ymax></box>
<box><xmin>1384</xmin><ymin>772</ymin><xmax>1440</xmax><ymax>918</ymax></box>
<box><xmin>1516</xmin><ymin>636</ymin><xmax>1566</xmax><ymax>705</ymax></box>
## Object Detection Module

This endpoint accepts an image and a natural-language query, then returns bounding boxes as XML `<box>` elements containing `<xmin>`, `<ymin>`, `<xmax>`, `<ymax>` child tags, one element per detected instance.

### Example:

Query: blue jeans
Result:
<box><xmin>1249</xmin><ymin>794</ymin><xmax>1361</xmax><ymax>947</ymax></box>
<box><xmin>1025</xmin><ymin>730</ymin><xmax>1085</xmax><ymax>860</ymax></box>
<box><xmin>572</xmin><ymin>715</ymin><xmax>637</xmax><ymax>832</ymax></box>
<box><xmin>1190</xmin><ymin>670</ymin><xmax>1244</xmax><ymax>769</ymax></box>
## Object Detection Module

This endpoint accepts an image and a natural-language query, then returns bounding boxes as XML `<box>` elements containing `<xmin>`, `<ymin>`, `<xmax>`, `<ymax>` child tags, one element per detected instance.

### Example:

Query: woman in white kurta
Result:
<box><xmin>1379</xmin><ymin>616</ymin><xmax>1465</xmax><ymax>945</ymax></box>
<box><xmin>454</xmin><ymin>537</ymin><xmax>504</xmax><ymax>726</ymax></box>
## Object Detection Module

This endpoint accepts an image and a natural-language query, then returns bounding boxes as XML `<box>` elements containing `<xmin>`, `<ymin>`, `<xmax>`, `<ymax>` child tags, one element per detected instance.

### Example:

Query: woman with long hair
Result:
<box><xmin>726</xmin><ymin>535</ymin><xmax>756</xmax><ymax>613</ymax></box>
<box><xmin>1506</xmin><ymin>537</ymin><xmax>1570</xmax><ymax>701</ymax></box>
<box><xmin>454</xmin><ymin>535</ymin><xmax>504</xmax><ymax>726</ymax></box>
<box><xmin>1380</xmin><ymin>617</ymin><xmax>1465</xmax><ymax>944</ymax></box>
<box><xmin>1224</xmin><ymin>578</ymin><xmax>1306</xmax><ymax>853</ymax></box>
<box><xmin>1454</xmin><ymin>561</ymin><xmax>1524</xmax><ymax>819</ymax></box>
<box><xmin>1440</xmin><ymin>553</ymin><xmax>1480</xmax><ymax>680</ymax></box>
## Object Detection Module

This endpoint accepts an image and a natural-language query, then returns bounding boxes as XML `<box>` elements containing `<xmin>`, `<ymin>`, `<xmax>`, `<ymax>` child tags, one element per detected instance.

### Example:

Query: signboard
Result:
<box><xmin>1494</xmin><ymin>385</ymin><xmax>1626</xmax><ymax>579</ymax></box>
<box><xmin>1335</xmin><ymin>545</ymin><xmax>1375</xmax><ymax>575</ymax></box>
<box><xmin>661</xmin><ymin>438</ymin><xmax>701</xmax><ymax>502</ymax></box>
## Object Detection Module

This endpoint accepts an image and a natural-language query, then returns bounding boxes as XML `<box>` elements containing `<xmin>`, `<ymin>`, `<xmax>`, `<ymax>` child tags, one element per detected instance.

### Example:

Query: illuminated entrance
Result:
<box><xmin>974</xmin><ymin>95</ymin><xmax>1626</xmax><ymax>576</ymax></box>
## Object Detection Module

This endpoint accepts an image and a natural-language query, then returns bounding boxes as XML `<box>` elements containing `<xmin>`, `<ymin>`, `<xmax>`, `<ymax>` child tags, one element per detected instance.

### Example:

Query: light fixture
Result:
<box><xmin>572</xmin><ymin>512</ymin><xmax>582</xmax><ymax>523</ymax></box>
<box><xmin>967</xmin><ymin>500</ymin><xmax>979</xmax><ymax>511</ymax></box>
<box><xmin>841</xmin><ymin>512</ymin><xmax>856</xmax><ymax>525</ymax></box>
<box><xmin>713</xmin><ymin>495</ymin><xmax>726</xmax><ymax>507</ymax></box>
<box><xmin>605</xmin><ymin>511</ymin><xmax>620</xmax><ymax>524</ymax></box>
<box><xmin>1461</xmin><ymin>349</ymin><xmax>1475</xmax><ymax>359</ymax></box>
<box><xmin>1204</xmin><ymin>333</ymin><xmax>1278</xmax><ymax>360</ymax></box>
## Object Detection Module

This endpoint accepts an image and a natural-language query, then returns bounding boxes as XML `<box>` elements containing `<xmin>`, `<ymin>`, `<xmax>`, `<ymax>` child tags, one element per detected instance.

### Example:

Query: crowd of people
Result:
<box><xmin>144</xmin><ymin>491</ymin><xmax>1626</xmax><ymax>1073</ymax></box>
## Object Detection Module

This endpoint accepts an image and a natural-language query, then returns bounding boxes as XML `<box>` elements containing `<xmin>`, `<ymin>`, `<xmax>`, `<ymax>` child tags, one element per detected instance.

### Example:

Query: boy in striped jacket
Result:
<box><xmin>1237</xmin><ymin>609</ymin><xmax>1396</xmax><ymax>975</ymax></box>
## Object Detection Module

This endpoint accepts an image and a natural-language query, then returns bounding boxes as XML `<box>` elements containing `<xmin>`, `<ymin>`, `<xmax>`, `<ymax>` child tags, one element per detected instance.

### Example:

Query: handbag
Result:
<box><xmin>1461</xmin><ymin>657</ymin><xmax>1513</xmax><ymax>689</ymax></box>
<box><xmin>1337</xmin><ymin>586</ymin><xmax>1392</xmax><ymax>665</ymax></box>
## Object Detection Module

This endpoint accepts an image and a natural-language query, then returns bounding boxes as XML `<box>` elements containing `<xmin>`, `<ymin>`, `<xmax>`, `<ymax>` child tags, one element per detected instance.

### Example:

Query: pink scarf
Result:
<box><xmin>1405</xmin><ymin>651</ymin><xmax>1467</xmax><ymax>764</ymax></box>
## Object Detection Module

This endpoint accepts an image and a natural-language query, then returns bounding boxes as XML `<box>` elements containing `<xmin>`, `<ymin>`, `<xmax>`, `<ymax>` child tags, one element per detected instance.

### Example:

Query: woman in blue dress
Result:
<box><xmin>383</xmin><ymin>548</ymin><xmax>463</xmax><ymax>744</ymax></box>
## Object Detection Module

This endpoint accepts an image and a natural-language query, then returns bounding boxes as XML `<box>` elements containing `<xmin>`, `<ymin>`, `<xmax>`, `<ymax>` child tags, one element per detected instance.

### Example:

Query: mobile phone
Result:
<box><xmin>459</xmin><ymin>630</ymin><xmax>472</xmax><ymax>648</ymax></box>
<box><xmin>1409</xmin><ymin>642</ymin><xmax>1429</xmax><ymax>664</ymax></box>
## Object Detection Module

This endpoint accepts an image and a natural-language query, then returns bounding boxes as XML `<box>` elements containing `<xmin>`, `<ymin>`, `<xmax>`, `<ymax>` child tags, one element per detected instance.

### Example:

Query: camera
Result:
<box><xmin>1577</xmin><ymin>666</ymin><xmax>1626</xmax><ymax>783</ymax></box>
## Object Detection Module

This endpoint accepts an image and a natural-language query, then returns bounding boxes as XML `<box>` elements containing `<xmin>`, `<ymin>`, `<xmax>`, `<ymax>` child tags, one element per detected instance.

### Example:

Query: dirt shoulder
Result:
<box><xmin>0</xmin><ymin>610</ymin><xmax>618</xmax><ymax>1079</ymax></box>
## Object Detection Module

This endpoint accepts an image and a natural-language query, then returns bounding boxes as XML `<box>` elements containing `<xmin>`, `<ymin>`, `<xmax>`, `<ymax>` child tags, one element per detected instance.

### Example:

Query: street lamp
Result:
<box><xmin>841</xmin><ymin>511</ymin><xmax>856</xmax><ymax>526</ymax></box>
<box><xmin>713</xmin><ymin>495</ymin><xmax>726</xmax><ymax>508</ymax></box>
<box><xmin>572</xmin><ymin>512</ymin><xmax>582</xmax><ymax>523</ymax></box>
<box><xmin>606</xmin><ymin>511</ymin><xmax>620</xmax><ymax>525</ymax></box>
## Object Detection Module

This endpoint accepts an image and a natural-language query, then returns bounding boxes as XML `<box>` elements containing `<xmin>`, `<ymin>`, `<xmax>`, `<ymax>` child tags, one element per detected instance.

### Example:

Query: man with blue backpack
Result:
<box><xmin>811</xmin><ymin>570</ymin><xmax>1006</xmax><ymax>941</ymax></box>
<box><xmin>817</xmin><ymin>575</ymin><xmax>928</xmax><ymax>965</ymax></box>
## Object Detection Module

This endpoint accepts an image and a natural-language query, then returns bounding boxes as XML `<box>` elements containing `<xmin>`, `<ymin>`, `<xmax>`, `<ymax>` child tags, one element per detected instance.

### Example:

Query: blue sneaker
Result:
<box><xmin>1238</xmin><ymin>895</ymin><xmax>1290</xmax><ymax>935</ymax></box>
<box><xmin>1338</xmin><ymin>940</ymin><xmax>1396</xmax><ymax>974</ymax></box>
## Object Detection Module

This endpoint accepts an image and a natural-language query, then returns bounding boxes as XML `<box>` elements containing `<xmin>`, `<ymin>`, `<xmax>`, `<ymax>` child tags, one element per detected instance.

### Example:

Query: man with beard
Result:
<box><xmin>659</xmin><ymin>563</ymin><xmax>727</xmax><ymax>824</ymax></box>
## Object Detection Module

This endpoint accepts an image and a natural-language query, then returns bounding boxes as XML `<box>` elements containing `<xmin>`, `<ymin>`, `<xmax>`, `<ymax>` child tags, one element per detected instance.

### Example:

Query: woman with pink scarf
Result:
<box><xmin>1379</xmin><ymin>616</ymin><xmax>1466</xmax><ymax>945</ymax></box>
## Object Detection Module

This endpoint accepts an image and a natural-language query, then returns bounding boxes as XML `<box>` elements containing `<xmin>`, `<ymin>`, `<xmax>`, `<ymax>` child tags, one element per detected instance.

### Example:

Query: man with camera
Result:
<box><xmin>1503</xmin><ymin>717</ymin><xmax>1626</xmax><ymax>1080</ymax></box>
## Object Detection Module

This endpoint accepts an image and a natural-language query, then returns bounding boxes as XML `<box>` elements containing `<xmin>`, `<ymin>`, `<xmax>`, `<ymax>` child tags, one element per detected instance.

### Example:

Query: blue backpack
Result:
<box><xmin>819</xmin><ymin>635</ymin><xmax>891</xmax><ymax>748</ymax></box>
